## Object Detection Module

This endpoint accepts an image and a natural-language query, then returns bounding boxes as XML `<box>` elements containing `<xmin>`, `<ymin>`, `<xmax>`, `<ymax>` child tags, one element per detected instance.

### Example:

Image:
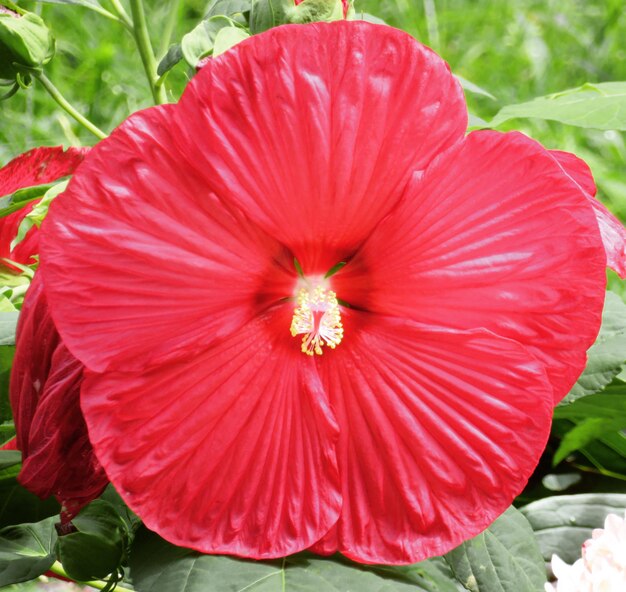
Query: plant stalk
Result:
<box><xmin>128</xmin><ymin>0</ymin><xmax>167</xmax><ymax>105</ymax></box>
<box><xmin>34</xmin><ymin>73</ymin><xmax>107</xmax><ymax>140</ymax></box>
<box><xmin>49</xmin><ymin>561</ymin><xmax>134</xmax><ymax>592</ymax></box>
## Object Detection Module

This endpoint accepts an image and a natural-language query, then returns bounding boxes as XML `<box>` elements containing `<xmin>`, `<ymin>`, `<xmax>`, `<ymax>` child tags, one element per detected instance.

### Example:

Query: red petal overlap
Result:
<box><xmin>551</xmin><ymin>150</ymin><xmax>626</xmax><ymax>278</ymax></box>
<box><xmin>333</xmin><ymin>131</ymin><xmax>607</xmax><ymax>402</ymax></box>
<box><xmin>41</xmin><ymin>106</ymin><xmax>295</xmax><ymax>373</ymax></box>
<box><xmin>175</xmin><ymin>21</ymin><xmax>466</xmax><ymax>273</ymax></box>
<box><xmin>0</xmin><ymin>146</ymin><xmax>87</xmax><ymax>266</ymax></box>
<box><xmin>0</xmin><ymin>146</ymin><xmax>87</xmax><ymax>195</ymax></box>
<box><xmin>312</xmin><ymin>311</ymin><xmax>553</xmax><ymax>564</ymax></box>
<box><xmin>80</xmin><ymin>307</ymin><xmax>341</xmax><ymax>558</ymax></box>
<box><xmin>10</xmin><ymin>276</ymin><xmax>107</xmax><ymax>518</ymax></box>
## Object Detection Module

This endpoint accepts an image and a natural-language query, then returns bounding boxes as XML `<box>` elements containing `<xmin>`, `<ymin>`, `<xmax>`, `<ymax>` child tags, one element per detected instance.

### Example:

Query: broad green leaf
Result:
<box><xmin>555</xmin><ymin>380</ymin><xmax>626</xmax><ymax>421</ymax></box>
<box><xmin>455</xmin><ymin>75</ymin><xmax>496</xmax><ymax>100</ymax></box>
<box><xmin>0</xmin><ymin>450</ymin><xmax>20</xmax><ymax>471</ymax></box>
<box><xmin>0</xmin><ymin>311</ymin><xmax>18</xmax><ymax>346</ymax></box>
<box><xmin>521</xmin><ymin>494</ymin><xmax>626</xmax><ymax>564</ymax></box>
<box><xmin>444</xmin><ymin>507</ymin><xmax>546</xmax><ymax>592</ymax></box>
<box><xmin>0</xmin><ymin>516</ymin><xmax>57</xmax><ymax>586</ymax></box>
<box><xmin>157</xmin><ymin>44</ymin><xmax>183</xmax><ymax>77</ymax></box>
<box><xmin>56</xmin><ymin>499</ymin><xmax>130</xmax><ymax>581</ymax></box>
<box><xmin>131</xmin><ymin>528</ymin><xmax>462</xmax><ymax>592</ymax></box>
<box><xmin>0</xmin><ymin>345</ymin><xmax>14</xmax><ymax>424</ymax></box>
<box><xmin>490</xmin><ymin>82</ymin><xmax>626</xmax><ymax>130</ymax></box>
<box><xmin>181</xmin><ymin>16</ymin><xmax>236</xmax><ymax>67</ymax></box>
<box><xmin>249</xmin><ymin>0</ymin><xmax>290</xmax><ymax>34</ymax></box>
<box><xmin>0</xmin><ymin>474</ymin><xmax>59</xmax><ymax>529</ymax></box>
<box><xmin>212</xmin><ymin>26</ymin><xmax>249</xmax><ymax>56</ymax></box>
<box><xmin>562</xmin><ymin>292</ymin><xmax>626</xmax><ymax>404</ymax></box>
<box><xmin>204</xmin><ymin>0</ymin><xmax>252</xmax><ymax>19</ymax></box>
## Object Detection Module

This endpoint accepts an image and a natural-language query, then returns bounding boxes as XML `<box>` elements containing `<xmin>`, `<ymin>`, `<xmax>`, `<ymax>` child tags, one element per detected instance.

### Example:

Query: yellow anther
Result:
<box><xmin>290</xmin><ymin>285</ymin><xmax>343</xmax><ymax>356</ymax></box>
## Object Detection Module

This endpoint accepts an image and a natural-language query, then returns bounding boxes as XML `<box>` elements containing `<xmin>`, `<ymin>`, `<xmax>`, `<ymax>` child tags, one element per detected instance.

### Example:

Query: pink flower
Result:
<box><xmin>546</xmin><ymin>512</ymin><xmax>626</xmax><ymax>592</ymax></box>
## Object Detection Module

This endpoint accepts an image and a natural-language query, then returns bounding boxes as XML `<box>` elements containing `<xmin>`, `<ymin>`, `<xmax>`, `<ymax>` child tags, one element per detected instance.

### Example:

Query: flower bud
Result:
<box><xmin>0</xmin><ymin>2</ymin><xmax>55</xmax><ymax>80</ymax></box>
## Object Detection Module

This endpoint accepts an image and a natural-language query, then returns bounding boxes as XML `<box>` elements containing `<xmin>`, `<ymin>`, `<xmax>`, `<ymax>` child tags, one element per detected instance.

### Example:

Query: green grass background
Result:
<box><xmin>1</xmin><ymin>0</ymin><xmax>625</xmax><ymax>264</ymax></box>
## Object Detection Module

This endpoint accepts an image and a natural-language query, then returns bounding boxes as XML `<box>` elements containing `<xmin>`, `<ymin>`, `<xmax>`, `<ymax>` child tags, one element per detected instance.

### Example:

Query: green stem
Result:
<box><xmin>49</xmin><ymin>561</ymin><xmax>134</xmax><ymax>592</ymax></box>
<box><xmin>128</xmin><ymin>0</ymin><xmax>167</xmax><ymax>105</ymax></box>
<box><xmin>158</xmin><ymin>0</ymin><xmax>182</xmax><ymax>58</ymax></box>
<box><xmin>34</xmin><ymin>73</ymin><xmax>107</xmax><ymax>140</ymax></box>
<box><xmin>108</xmin><ymin>0</ymin><xmax>133</xmax><ymax>28</ymax></box>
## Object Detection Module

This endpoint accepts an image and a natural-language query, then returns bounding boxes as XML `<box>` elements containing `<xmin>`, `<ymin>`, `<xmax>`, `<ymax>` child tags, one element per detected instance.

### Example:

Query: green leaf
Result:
<box><xmin>562</xmin><ymin>292</ymin><xmax>626</xmax><ymax>404</ymax></box>
<box><xmin>131</xmin><ymin>528</ymin><xmax>462</xmax><ymax>592</ymax></box>
<box><xmin>521</xmin><ymin>493</ymin><xmax>626</xmax><ymax>564</ymax></box>
<box><xmin>157</xmin><ymin>44</ymin><xmax>183</xmax><ymax>77</ymax></box>
<box><xmin>0</xmin><ymin>516</ymin><xmax>57</xmax><ymax>586</ymax></box>
<box><xmin>553</xmin><ymin>417</ymin><xmax>625</xmax><ymax>466</ymax></box>
<box><xmin>455</xmin><ymin>75</ymin><xmax>496</xmax><ymax>100</ymax></box>
<box><xmin>181</xmin><ymin>16</ymin><xmax>235</xmax><ymax>67</ymax></box>
<box><xmin>13</xmin><ymin>179</ymin><xmax>68</xmax><ymax>250</ymax></box>
<box><xmin>212</xmin><ymin>26</ymin><xmax>249</xmax><ymax>57</ymax></box>
<box><xmin>0</xmin><ymin>311</ymin><xmax>18</xmax><ymax>346</ymax></box>
<box><xmin>555</xmin><ymin>379</ymin><xmax>626</xmax><ymax>421</ymax></box>
<box><xmin>249</xmin><ymin>0</ymin><xmax>289</xmax><ymax>34</ymax></box>
<box><xmin>56</xmin><ymin>499</ymin><xmax>130</xmax><ymax>581</ymax></box>
<box><xmin>0</xmin><ymin>477</ymin><xmax>59</xmax><ymax>529</ymax></box>
<box><xmin>444</xmin><ymin>507</ymin><xmax>546</xmax><ymax>592</ymax></box>
<box><xmin>204</xmin><ymin>0</ymin><xmax>252</xmax><ymax>19</ymax></box>
<box><xmin>0</xmin><ymin>345</ymin><xmax>14</xmax><ymax>424</ymax></box>
<box><xmin>0</xmin><ymin>450</ymin><xmax>20</xmax><ymax>471</ymax></box>
<box><xmin>0</xmin><ymin>180</ymin><xmax>61</xmax><ymax>218</ymax></box>
<box><xmin>489</xmin><ymin>82</ymin><xmax>626</xmax><ymax>130</ymax></box>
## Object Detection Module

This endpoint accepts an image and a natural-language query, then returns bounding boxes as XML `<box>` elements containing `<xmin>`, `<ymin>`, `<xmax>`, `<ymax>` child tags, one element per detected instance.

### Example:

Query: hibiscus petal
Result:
<box><xmin>0</xmin><ymin>146</ymin><xmax>87</xmax><ymax>195</ymax></box>
<box><xmin>41</xmin><ymin>106</ymin><xmax>295</xmax><ymax>373</ymax></box>
<box><xmin>0</xmin><ymin>146</ymin><xmax>88</xmax><ymax>266</ymax></box>
<box><xmin>10</xmin><ymin>276</ymin><xmax>107</xmax><ymax>519</ymax></box>
<box><xmin>334</xmin><ymin>131</ymin><xmax>607</xmax><ymax>402</ymax></box>
<box><xmin>175</xmin><ymin>21</ymin><xmax>466</xmax><ymax>273</ymax></box>
<box><xmin>80</xmin><ymin>306</ymin><xmax>341</xmax><ymax>558</ymax></box>
<box><xmin>313</xmin><ymin>311</ymin><xmax>553</xmax><ymax>564</ymax></box>
<box><xmin>551</xmin><ymin>150</ymin><xmax>626</xmax><ymax>278</ymax></box>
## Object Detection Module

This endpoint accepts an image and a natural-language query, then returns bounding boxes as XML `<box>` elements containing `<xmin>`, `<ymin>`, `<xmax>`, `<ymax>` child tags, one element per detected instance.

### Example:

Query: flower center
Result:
<box><xmin>290</xmin><ymin>285</ymin><xmax>343</xmax><ymax>356</ymax></box>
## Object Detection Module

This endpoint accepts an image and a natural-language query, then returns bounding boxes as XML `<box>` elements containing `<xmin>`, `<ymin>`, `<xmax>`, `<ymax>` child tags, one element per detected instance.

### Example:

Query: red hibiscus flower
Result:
<box><xmin>10</xmin><ymin>275</ymin><xmax>108</xmax><ymax>520</ymax></box>
<box><xmin>0</xmin><ymin>147</ymin><xmax>105</xmax><ymax>519</ymax></box>
<box><xmin>39</xmin><ymin>22</ymin><xmax>621</xmax><ymax>564</ymax></box>
<box><xmin>0</xmin><ymin>146</ymin><xmax>88</xmax><ymax>267</ymax></box>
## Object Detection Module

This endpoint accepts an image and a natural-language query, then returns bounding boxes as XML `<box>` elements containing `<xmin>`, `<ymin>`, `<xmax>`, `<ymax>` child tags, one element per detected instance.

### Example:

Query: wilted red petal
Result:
<box><xmin>0</xmin><ymin>146</ymin><xmax>87</xmax><ymax>195</ymax></box>
<box><xmin>10</xmin><ymin>275</ymin><xmax>107</xmax><ymax>518</ymax></box>
<box><xmin>175</xmin><ymin>21</ymin><xmax>466</xmax><ymax>273</ymax></box>
<box><xmin>551</xmin><ymin>150</ymin><xmax>626</xmax><ymax>278</ymax></box>
<box><xmin>80</xmin><ymin>306</ymin><xmax>341</xmax><ymax>558</ymax></box>
<box><xmin>311</xmin><ymin>311</ymin><xmax>553</xmax><ymax>564</ymax></box>
<box><xmin>334</xmin><ymin>131</ymin><xmax>607</xmax><ymax>402</ymax></box>
<box><xmin>41</xmin><ymin>106</ymin><xmax>295</xmax><ymax>374</ymax></box>
<box><xmin>0</xmin><ymin>146</ymin><xmax>88</xmax><ymax>266</ymax></box>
